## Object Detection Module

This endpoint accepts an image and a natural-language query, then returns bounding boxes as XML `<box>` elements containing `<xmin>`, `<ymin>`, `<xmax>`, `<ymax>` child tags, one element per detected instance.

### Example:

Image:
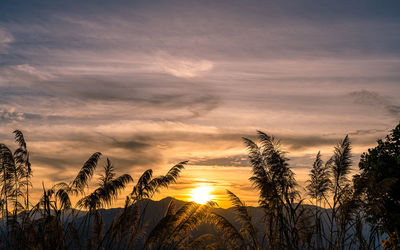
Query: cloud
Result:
<box><xmin>155</xmin><ymin>52</ymin><xmax>214</xmax><ymax>78</ymax></box>
<box><xmin>347</xmin><ymin>128</ymin><xmax>389</xmax><ymax>136</ymax></box>
<box><xmin>191</xmin><ymin>155</ymin><xmax>249</xmax><ymax>167</ymax></box>
<box><xmin>0</xmin><ymin>71</ymin><xmax>221</xmax><ymax>124</ymax></box>
<box><xmin>109</xmin><ymin>139</ymin><xmax>151</xmax><ymax>151</ymax></box>
<box><xmin>0</xmin><ymin>28</ymin><xmax>13</xmax><ymax>51</ymax></box>
<box><xmin>349</xmin><ymin>90</ymin><xmax>400</xmax><ymax>117</ymax></box>
<box><xmin>12</xmin><ymin>64</ymin><xmax>51</xmax><ymax>80</ymax></box>
<box><xmin>280</xmin><ymin>136</ymin><xmax>340</xmax><ymax>151</ymax></box>
<box><xmin>0</xmin><ymin>64</ymin><xmax>51</xmax><ymax>86</ymax></box>
<box><xmin>0</xmin><ymin>108</ymin><xmax>42</xmax><ymax>123</ymax></box>
<box><xmin>26</xmin><ymin>133</ymin><xmax>165</xmax><ymax>182</ymax></box>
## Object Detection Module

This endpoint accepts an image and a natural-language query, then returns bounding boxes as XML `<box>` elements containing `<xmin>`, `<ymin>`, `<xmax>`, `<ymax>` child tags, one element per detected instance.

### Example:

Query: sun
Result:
<box><xmin>190</xmin><ymin>186</ymin><xmax>214</xmax><ymax>204</ymax></box>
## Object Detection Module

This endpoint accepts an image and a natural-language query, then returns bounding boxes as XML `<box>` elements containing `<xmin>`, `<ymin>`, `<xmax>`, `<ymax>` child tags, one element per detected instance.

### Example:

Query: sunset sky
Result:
<box><xmin>1</xmin><ymin>0</ymin><xmax>400</xmax><ymax>207</ymax></box>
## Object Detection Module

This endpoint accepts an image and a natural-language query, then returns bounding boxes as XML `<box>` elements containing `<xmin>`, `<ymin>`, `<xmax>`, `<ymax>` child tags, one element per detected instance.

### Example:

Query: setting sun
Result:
<box><xmin>190</xmin><ymin>186</ymin><xmax>214</xmax><ymax>204</ymax></box>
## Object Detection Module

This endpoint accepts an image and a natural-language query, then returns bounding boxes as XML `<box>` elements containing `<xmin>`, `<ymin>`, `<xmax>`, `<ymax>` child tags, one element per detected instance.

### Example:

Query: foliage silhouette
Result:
<box><xmin>1</xmin><ymin>124</ymin><xmax>400</xmax><ymax>249</ymax></box>
<box><xmin>354</xmin><ymin>122</ymin><xmax>400</xmax><ymax>248</ymax></box>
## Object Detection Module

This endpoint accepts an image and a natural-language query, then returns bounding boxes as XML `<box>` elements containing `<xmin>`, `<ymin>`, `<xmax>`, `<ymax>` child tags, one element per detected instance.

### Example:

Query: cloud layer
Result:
<box><xmin>1</xmin><ymin>0</ymin><xmax>399</xmax><ymax>206</ymax></box>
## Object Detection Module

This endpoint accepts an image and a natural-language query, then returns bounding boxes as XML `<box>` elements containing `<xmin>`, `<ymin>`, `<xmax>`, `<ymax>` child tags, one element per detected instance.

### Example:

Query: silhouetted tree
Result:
<box><xmin>354</xmin><ymin>122</ymin><xmax>400</xmax><ymax>247</ymax></box>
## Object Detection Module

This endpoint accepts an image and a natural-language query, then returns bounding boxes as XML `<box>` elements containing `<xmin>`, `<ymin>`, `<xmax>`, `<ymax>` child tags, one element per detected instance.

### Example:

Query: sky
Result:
<box><xmin>0</xmin><ymin>0</ymin><xmax>400</xmax><ymax>208</ymax></box>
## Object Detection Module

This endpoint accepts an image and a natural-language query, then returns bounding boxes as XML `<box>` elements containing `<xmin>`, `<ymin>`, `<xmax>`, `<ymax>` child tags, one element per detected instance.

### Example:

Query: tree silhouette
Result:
<box><xmin>354</xmin><ymin>122</ymin><xmax>400</xmax><ymax>246</ymax></box>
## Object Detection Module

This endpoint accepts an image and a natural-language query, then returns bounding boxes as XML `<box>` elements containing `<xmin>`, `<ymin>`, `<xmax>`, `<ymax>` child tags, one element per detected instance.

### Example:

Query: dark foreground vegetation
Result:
<box><xmin>0</xmin><ymin>122</ymin><xmax>399</xmax><ymax>249</ymax></box>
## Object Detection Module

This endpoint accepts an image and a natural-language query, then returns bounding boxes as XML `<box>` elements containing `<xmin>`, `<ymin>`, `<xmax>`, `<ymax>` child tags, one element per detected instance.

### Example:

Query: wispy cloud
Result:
<box><xmin>154</xmin><ymin>51</ymin><xmax>214</xmax><ymax>78</ymax></box>
<box><xmin>0</xmin><ymin>28</ymin><xmax>13</xmax><ymax>51</ymax></box>
<box><xmin>350</xmin><ymin>90</ymin><xmax>400</xmax><ymax>117</ymax></box>
<box><xmin>0</xmin><ymin>64</ymin><xmax>51</xmax><ymax>86</ymax></box>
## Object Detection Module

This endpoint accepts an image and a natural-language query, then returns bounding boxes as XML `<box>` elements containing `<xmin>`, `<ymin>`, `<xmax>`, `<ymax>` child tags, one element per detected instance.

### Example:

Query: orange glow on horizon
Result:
<box><xmin>189</xmin><ymin>185</ymin><xmax>214</xmax><ymax>204</ymax></box>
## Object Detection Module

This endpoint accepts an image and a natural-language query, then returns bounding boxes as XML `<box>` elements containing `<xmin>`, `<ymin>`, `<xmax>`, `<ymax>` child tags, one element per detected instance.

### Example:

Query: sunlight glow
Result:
<box><xmin>190</xmin><ymin>186</ymin><xmax>214</xmax><ymax>204</ymax></box>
